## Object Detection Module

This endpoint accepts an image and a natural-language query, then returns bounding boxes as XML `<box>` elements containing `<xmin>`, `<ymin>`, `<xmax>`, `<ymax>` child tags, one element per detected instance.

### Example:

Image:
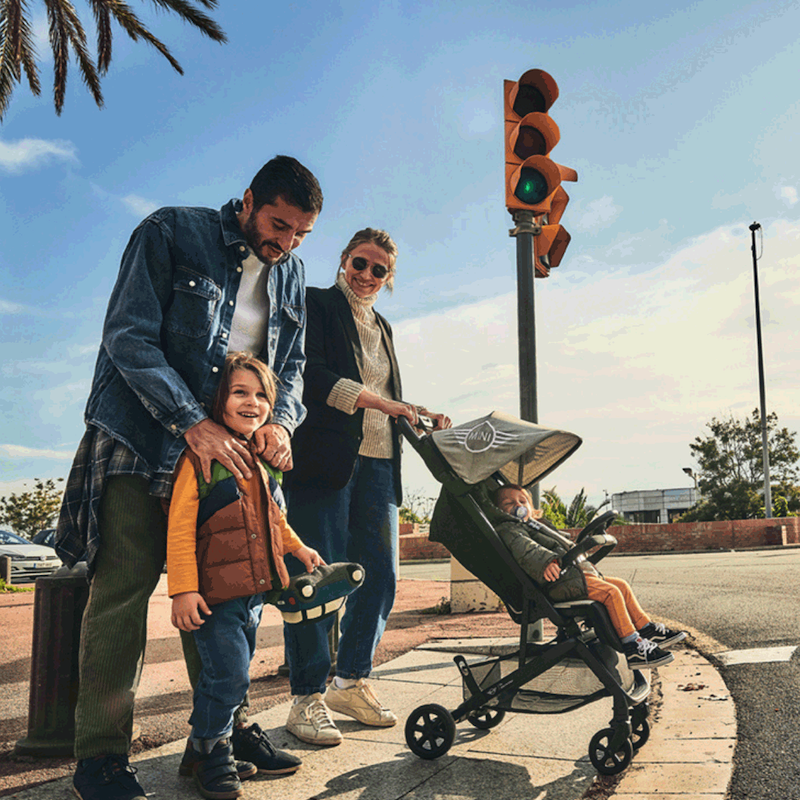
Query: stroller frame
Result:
<box><xmin>398</xmin><ymin>416</ymin><xmax>650</xmax><ymax>775</ymax></box>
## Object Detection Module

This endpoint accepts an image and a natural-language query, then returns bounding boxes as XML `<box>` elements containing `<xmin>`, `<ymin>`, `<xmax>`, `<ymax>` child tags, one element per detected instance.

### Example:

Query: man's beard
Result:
<box><xmin>241</xmin><ymin>214</ymin><xmax>287</xmax><ymax>266</ymax></box>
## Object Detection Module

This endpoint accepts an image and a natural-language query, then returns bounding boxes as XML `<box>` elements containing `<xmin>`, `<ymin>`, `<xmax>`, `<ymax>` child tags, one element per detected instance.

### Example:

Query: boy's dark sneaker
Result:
<box><xmin>639</xmin><ymin>621</ymin><xmax>687</xmax><ymax>649</ymax></box>
<box><xmin>178</xmin><ymin>739</ymin><xmax>257</xmax><ymax>780</ymax></box>
<box><xmin>192</xmin><ymin>738</ymin><xmax>242</xmax><ymax>800</ymax></box>
<box><xmin>73</xmin><ymin>754</ymin><xmax>146</xmax><ymax>800</ymax></box>
<box><xmin>231</xmin><ymin>722</ymin><xmax>302</xmax><ymax>775</ymax></box>
<box><xmin>624</xmin><ymin>637</ymin><xmax>674</xmax><ymax>669</ymax></box>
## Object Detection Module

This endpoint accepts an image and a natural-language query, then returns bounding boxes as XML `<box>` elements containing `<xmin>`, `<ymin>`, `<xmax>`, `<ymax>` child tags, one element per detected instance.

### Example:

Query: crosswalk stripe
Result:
<box><xmin>714</xmin><ymin>645</ymin><xmax>798</xmax><ymax>666</ymax></box>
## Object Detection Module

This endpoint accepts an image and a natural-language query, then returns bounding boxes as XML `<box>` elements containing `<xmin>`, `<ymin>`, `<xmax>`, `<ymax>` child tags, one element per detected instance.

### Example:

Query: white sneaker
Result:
<box><xmin>325</xmin><ymin>679</ymin><xmax>397</xmax><ymax>727</ymax></box>
<box><xmin>286</xmin><ymin>693</ymin><xmax>342</xmax><ymax>746</ymax></box>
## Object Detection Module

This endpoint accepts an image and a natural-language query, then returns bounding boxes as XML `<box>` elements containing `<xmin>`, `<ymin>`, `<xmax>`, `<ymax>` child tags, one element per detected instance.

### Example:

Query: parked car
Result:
<box><xmin>0</xmin><ymin>530</ymin><xmax>62</xmax><ymax>583</ymax></box>
<box><xmin>32</xmin><ymin>528</ymin><xmax>57</xmax><ymax>548</ymax></box>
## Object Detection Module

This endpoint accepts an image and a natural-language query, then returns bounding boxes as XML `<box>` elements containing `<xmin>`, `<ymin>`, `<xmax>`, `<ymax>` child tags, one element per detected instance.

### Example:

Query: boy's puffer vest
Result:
<box><xmin>184</xmin><ymin>451</ymin><xmax>289</xmax><ymax>606</ymax></box>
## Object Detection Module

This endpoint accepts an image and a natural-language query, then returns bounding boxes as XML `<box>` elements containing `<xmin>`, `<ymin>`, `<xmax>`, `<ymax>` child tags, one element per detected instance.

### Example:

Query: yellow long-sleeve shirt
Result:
<box><xmin>167</xmin><ymin>455</ymin><xmax>304</xmax><ymax>598</ymax></box>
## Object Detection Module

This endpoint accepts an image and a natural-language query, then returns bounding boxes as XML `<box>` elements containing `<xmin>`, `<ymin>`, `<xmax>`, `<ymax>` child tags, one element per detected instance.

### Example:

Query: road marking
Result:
<box><xmin>715</xmin><ymin>645</ymin><xmax>798</xmax><ymax>666</ymax></box>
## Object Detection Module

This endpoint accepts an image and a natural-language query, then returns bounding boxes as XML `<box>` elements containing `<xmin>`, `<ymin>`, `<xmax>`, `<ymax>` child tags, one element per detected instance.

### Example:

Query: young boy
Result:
<box><xmin>493</xmin><ymin>484</ymin><xmax>686</xmax><ymax>669</ymax></box>
<box><xmin>168</xmin><ymin>352</ymin><xmax>323</xmax><ymax>799</ymax></box>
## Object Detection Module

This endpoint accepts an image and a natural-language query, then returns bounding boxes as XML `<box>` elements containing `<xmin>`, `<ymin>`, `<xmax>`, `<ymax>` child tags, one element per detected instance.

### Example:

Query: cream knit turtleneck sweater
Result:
<box><xmin>325</xmin><ymin>273</ymin><xmax>394</xmax><ymax>459</ymax></box>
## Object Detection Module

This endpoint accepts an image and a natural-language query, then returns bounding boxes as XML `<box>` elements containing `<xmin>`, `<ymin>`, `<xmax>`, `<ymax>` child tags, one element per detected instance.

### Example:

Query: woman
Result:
<box><xmin>283</xmin><ymin>228</ymin><xmax>451</xmax><ymax>747</ymax></box>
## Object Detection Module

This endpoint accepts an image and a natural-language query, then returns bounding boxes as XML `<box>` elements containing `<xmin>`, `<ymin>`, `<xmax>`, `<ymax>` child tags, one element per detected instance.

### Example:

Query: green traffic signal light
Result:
<box><xmin>514</xmin><ymin>167</ymin><xmax>549</xmax><ymax>205</ymax></box>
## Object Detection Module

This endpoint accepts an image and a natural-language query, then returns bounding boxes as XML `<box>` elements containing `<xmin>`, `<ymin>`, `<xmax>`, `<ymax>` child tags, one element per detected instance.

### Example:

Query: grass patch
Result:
<box><xmin>0</xmin><ymin>578</ymin><xmax>34</xmax><ymax>593</ymax></box>
<box><xmin>420</xmin><ymin>596</ymin><xmax>451</xmax><ymax>615</ymax></box>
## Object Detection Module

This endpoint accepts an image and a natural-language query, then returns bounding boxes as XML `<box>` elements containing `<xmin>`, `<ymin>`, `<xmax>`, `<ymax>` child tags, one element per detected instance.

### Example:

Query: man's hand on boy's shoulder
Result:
<box><xmin>185</xmin><ymin>418</ymin><xmax>255</xmax><ymax>482</ymax></box>
<box><xmin>255</xmin><ymin>423</ymin><xmax>293</xmax><ymax>471</ymax></box>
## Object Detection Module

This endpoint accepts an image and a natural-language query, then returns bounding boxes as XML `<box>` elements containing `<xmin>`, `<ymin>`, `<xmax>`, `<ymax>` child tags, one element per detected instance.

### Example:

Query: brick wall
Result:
<box><xmin>399</xmin><ymin>522</ymin><xmax>450</xmax><ymax>561</ymax></box>
<box><xmin>567</xmin><ymin>516</ymin><xmax>800</xmax><ymax>553</ymax></box>
<box><xmin>398</xmin><ymin>517</ymin><xmax>800</xmax><ymax>561</ymax></box>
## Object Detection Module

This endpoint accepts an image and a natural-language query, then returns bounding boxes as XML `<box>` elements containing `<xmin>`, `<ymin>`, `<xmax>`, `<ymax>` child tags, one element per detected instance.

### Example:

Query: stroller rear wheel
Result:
<box><xmin>467</xmin><ymin>708</ymin><xmax>506</xmax><ymax>730</ymax></box>
<box><xmin>405</xmin><ymin>703</ymin><xmax>456</xmax><ymax>760</ymax></box>
<box><xmin>588</xmin><ymin>727</ymin><xmax>633</xmax><ymax>775</ymax></box>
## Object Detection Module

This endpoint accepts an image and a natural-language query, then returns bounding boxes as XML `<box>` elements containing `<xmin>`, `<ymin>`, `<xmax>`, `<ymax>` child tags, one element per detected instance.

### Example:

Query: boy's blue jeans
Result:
<box><xmin>283</xmin><ymin>456</ymin><xmax>398</xmax><ymax>696</ymax></box>
<box><xmin>190</xmin><ymin>593</ymin><xmax>265</xmax><ymax>740</ymax></box>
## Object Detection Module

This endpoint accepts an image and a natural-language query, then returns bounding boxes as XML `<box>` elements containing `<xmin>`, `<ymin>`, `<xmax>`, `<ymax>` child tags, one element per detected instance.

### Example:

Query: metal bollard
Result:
<box><xmin>14</xmin><ymin>563</ymin><xmax>89</xmax><ymax>757</ymax></box>
<box><xmin>0</xmin><ymin>555</ymin><xmax>11</xmax><ymax>585</ymax></box>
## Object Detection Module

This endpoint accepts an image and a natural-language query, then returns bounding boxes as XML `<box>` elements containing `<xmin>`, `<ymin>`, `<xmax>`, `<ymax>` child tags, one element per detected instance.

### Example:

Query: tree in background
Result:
<box><xmin>0</xmin><ymin>0</ymin><xmax>226</xmax><ymax>120</ymax></box>
<box><xmin>541</xmin><ymin>487</ymin><xmax>599</xmax><ymax>529</ymax></box>
<box><xmin>0</xmin><ymin>478</ymin><xmax>64</xmax><ymax>539</ymax></box>
<box><xmin>399</xmin><ymin>488</ymin><xmax>436</xmax><ymax>525</ymax></box>
<box><xmin>681</xmin><ymin>410</ymin><xmax>800</xmax><ymax>521</ymax></box>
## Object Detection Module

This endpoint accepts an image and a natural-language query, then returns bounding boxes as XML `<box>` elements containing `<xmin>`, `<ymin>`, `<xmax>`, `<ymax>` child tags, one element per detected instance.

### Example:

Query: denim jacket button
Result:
<box><xmin>212</xmin><ymin>366</ymin><xmax>219</xmax><ymax>373</ymax></box>
<box><xmin>228</xmin><ymin>300</ymin><xmax>234</xmax><ymax>306</ymax></box>
<box><xmin>239</xmin><ymin>245</ymin><xmax>246</xmax><ymax>253</ymax></box>
<box><xmin>237</xmin><ymin>266</ymin><xmax>243</xmax><ymax>273</ymax></box>
<box><xmin>188</xmin><ymin>280</ymin><xmax>196</xmax><ymax>287</ymax></box>
<box><xmin>222</xmin><ymin>332</ymin><xmax>228</xmax><ymax>339</ymax></box>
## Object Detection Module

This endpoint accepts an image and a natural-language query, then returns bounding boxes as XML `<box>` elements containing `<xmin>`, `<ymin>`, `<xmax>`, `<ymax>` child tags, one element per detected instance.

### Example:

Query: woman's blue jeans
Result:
<box><xmin>283</xmin><ymin>456</ymin><xmax>398</xmax><ymax>696</ymax></box>
<box><xmin>189</xmin><ymin>594</ymin><xmax>264</xmax><ymax>740</ymax></box>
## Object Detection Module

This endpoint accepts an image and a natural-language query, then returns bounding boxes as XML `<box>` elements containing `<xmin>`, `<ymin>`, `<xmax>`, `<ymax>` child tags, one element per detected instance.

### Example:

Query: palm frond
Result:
<box><xmin>1</xmin><ymin>0</ymin><xmax>43</xmax><ymax>121</ymax></box>
<box><xmin>146</xmin><ymin>0</ymin><xmax>226</xmax><ymax>43</ymax></box>
<box><xmin>58</xmin><ymin>0</ymin><xmax>103</xmax><ymax>109</ymax></box>
<box><xmin>44</xmin><ymin>0</ymin><xmax>68</xmax><ymax>114</ymax></box>
<box><xmin>99</xmin><ymin>0</ymin><xmax>183</xmax><ymax>73</ymax></box>
<box><xmin>88</xmin><ymin>0</ymin><xmax>113</xmax><ymax>73</ymax></box>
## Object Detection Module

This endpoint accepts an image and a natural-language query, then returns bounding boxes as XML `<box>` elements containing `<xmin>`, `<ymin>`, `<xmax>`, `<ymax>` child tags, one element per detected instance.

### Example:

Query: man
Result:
<box><xmin>56</xmin><ymin>155</ymin><xmax>323</xmax><ymax>800</ymax></box>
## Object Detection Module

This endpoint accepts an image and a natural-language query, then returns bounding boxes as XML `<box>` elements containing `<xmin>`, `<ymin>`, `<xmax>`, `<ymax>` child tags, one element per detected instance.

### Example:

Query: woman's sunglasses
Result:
<box><xmin>351</xmin><ymin>256</ymin><xmax>389</xmax><ymax>280</ymax></box>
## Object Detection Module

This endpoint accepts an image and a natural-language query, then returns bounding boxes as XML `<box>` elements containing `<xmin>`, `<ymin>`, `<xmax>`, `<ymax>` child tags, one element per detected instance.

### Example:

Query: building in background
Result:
<box><xmin>611</xmin><ymin>488</ymin><xmax>698</xmax><ymax>524</ymax></box>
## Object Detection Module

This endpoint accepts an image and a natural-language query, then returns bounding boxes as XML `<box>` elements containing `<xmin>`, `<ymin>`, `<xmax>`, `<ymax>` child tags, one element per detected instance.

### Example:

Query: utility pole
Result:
<box><xmin>749</xmin><ymin>222</ymin><xmax>772</xmax><ymax>518</ymax></box>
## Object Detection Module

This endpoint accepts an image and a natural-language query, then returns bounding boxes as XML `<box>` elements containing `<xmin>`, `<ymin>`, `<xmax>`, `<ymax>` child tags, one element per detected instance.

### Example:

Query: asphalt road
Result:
<box><xmin>600</xmin><ymin>548</ymin><xmax>800</xmax><ymax>800</ymax></box>
<box><xmin>403</xmin><ymin>548</ymin><xmax>800</xmax><ymax>798</ymax></box>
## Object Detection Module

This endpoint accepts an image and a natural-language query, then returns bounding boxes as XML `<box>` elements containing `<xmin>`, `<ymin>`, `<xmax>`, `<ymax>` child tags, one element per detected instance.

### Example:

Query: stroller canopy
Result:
<box><xmin>429</xmin><ymin>411</ymin><xmax>582</xmax><ymax>489</ymax></box>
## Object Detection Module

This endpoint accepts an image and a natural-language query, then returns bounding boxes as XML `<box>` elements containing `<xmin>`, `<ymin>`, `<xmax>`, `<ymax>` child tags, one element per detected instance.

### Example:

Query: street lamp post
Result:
<box><xmin>749</xmin><ymin>222</ymin><xmax>772</xmax><ymax>519</ymax></box>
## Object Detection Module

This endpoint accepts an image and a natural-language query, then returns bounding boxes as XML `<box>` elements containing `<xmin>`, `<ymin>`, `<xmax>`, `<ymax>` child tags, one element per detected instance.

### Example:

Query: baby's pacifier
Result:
<box><xmin>513</xmin><ymin>505</ymin><xmax>528</xmax><ymax>520</ymax></box>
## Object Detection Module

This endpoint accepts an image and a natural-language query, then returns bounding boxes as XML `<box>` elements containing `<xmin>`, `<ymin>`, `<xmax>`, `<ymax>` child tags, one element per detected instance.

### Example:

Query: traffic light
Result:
<box><xmin>504</xmin><ymin>68</ymin><xmax>577</xmax><ymax>275</ymax></box>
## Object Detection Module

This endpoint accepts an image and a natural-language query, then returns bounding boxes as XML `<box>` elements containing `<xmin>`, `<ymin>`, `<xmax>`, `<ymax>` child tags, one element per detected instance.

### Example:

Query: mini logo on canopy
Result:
<box><xmin>463</xmin><ymin>421</ymin><xmax>498</xmax><ymax>453</ymax></box>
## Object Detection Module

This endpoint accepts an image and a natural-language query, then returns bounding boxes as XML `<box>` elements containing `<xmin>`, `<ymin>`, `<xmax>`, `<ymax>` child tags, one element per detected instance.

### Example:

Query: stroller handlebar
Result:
<box><xmin>396</xmin><ymin>414</ymin><xmax>436</xmax><ymax>444</ymax></box>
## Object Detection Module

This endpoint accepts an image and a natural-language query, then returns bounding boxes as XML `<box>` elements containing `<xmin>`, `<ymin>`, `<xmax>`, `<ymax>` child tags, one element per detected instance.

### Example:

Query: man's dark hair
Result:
<box><xmin>249</xmin><ymin>155</ymin><xmax>323</xmax><ymax>214</ymax></box>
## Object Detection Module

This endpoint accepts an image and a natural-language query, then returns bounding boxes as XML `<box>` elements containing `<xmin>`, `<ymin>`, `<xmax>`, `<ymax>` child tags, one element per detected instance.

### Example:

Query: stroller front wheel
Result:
<box><xmin>588</xmin><ymin>727</ymin><xmax>633</xmax><ymax>775</ymax></box>
<box><xmin>405</xmin><ymin>703</ymin><xmax>456</xmax><ymax>760</ymax></box>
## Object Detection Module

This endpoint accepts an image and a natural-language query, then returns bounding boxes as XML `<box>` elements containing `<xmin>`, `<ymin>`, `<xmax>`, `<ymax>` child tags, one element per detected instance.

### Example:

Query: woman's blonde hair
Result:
<box><xmin>338</xmin><ymin>227</ymin><xmax>398</xmax><ymax>292</ymax></box>
<box><xmin>211</xmin><ymin>351</ymin><xmax>277</xmax><ymax>428</ymax></box>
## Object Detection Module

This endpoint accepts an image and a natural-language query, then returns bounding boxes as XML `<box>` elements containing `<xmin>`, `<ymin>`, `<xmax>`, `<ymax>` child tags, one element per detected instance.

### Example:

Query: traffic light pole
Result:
<box><xmin>510</xmin><ymin>208</ymin><xmax>544</xmax><ymax>643</ymax></box>
<box><xmin>510</xmin><ymin>208</ymin><xmax>541</xmax><ymax>508</ymax></box>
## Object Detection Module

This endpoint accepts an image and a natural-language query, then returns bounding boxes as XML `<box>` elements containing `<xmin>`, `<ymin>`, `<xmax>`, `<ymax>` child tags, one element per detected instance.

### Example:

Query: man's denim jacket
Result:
<box><xmin>84</xmin><ymin>199</ymin><xmax>306</xmax><ymax>475</ymax></box>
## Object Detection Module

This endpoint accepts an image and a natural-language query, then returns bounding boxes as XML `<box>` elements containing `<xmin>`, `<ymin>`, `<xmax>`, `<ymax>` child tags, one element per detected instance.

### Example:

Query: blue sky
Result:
<box><xmin>2</xmin><ymin>0</ymin><xmax>799</xmax><ymax>509</ymax></box>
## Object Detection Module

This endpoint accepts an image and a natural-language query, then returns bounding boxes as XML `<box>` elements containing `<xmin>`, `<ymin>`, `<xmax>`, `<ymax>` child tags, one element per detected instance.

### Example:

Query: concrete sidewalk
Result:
<box><xmin>7</xmin><ymin>639</ymin><xmax>735</xmax><ymax>800</ymax></box>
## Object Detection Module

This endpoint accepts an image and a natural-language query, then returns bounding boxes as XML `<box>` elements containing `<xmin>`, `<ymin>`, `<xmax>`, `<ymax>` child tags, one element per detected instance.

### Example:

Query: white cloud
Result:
<box><xmin>0</xmin><ymin>444</ymin><xmax>74</xmax><ymax>461</ymax></box>
<box><xmin>122</xmin><ymin>194</ymin><xmax>160</xmax><ymax>218</ymax></box>
<box><xmin>394</xmin><ymin>218</ymin><xmax>800</xmax><ymax>505</ymax></box>
<box><xmin>575</xmin><ymin>195</ymin><xmax>622</xmax><ymax>233</ymax></box>
<box><xmin>0</xmin><ymin>298</ymin><xmax>27</xmax><ymax>315</ymax></box>
<box><xmin>0</xmin><ymin>138</ymin><xmax>78</xmax><ymax>173</ymax></box>
<box><xmin>778</xmin><ymin>185</ymin><xmax>798</xmax><ymax>207</ymax></box>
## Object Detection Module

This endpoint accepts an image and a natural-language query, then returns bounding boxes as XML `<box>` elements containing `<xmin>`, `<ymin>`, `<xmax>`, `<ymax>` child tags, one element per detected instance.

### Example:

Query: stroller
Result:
<box><xmin>398</xmin><ymin>411</ymin><xmax>650</xmax><ymax>776</ymax></box>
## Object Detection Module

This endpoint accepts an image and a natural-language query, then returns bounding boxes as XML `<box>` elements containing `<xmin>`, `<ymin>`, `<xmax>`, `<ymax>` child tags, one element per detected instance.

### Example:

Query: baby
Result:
<box><xmin>493</xmin><ymin>484</ymin><xmax>686</xmax><ymax>669</ymax></box>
